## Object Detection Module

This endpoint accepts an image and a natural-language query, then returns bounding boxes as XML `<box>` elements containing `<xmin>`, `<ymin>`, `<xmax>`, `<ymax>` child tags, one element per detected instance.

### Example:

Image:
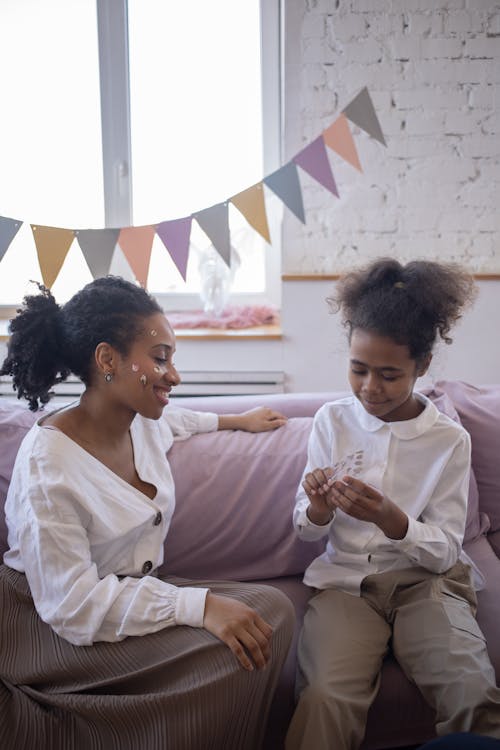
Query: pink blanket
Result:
<box><xmin>166</xmin><ymin>304</ymin><xmax>279</xmax><ymax>329</ymax></box>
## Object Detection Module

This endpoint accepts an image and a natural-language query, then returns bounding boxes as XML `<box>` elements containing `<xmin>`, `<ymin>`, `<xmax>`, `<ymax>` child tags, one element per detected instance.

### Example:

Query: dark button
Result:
<box><xmin>368</xmin><ymin>554</ymin><xmax>372</xmax><ymax>562</ymax></box>
<box><xmin>142</xmin><ymin>560</ymin><xmax>153</xmax><ymax>575</ymax></box>
<box><xmin>153</xmin><ymin>511</ymin><xmax>162</xmax><ymax>526</ymax></box>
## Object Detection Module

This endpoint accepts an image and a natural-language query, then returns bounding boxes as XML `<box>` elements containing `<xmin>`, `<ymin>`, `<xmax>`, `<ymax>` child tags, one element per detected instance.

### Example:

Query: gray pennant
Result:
<box><xmin>0</xmin><ymin>216</ymin><xmax>22</xmax><ymax>262</ymax></box>
<box><xmin>193</xmin><ymin>202</ymin><xmax>231</xmax><ymax>267</ymax></box>
<box><xmin>264</xmin><ymin>162</ymin><xmax>305</xmax><ymax>223</ymax></box>
<box><xmin>76</xmin><ymin>228</ymin><xmax>120</xmax><ymax>278</ymax></box>
<box><xmin>342</xmin><ymin>87</ymin><xmax>387</xmax><ymax>147</ymax></box>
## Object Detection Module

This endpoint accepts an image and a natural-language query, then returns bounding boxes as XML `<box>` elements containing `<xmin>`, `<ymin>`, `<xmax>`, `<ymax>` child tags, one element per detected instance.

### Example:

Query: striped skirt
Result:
<box><xmin>0</xmin><ymin>565</ymin><xmax>294</xmax><ymax>750</ymax></box>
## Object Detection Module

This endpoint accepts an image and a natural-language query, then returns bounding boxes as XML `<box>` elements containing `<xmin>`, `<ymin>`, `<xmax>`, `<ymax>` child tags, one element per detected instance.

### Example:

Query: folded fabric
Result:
<box><xmin>166</xmin><ymin>304</ymin><xmax>279</xmax><ymax>329</ymax></box>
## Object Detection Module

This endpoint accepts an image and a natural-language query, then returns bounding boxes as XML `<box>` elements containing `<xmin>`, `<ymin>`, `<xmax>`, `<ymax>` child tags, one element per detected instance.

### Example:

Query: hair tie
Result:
<box><xmin>394</xmin><ymin>281</ymin><xmax>405</xmax><ymax>289</ymax></box>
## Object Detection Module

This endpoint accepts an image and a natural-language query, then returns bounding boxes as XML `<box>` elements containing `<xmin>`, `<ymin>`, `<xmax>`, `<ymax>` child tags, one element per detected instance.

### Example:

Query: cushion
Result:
<box><xmin>161</xmin><ymin>417</ymin><xmax>325</xmax><ymax>581</ymax></box>
<box><xmin>424</xmin><ymin>387</ymin><xmax>488</xmax><ymax>545</ymax></box>
<box><xmin>0</xmin><ymin>401</ymin><xmax>38</xmax><ymax>556</ymax></box>
<box><xmin>435</xmin><ymin>381</ymin><xmax>500</xmax><ymax>535</ymax></box>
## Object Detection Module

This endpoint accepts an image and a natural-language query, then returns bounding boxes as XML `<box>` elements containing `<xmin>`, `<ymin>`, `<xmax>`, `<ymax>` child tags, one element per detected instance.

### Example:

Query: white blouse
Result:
<box><xmin>4</xmin><ymin>406</ymin><xmax>218</xmax><ymax>645</ymax></box>
<box><xmin>293</xmin><ymin>394</ymin><xmax>483</xmax><ymax>594</ymax></box>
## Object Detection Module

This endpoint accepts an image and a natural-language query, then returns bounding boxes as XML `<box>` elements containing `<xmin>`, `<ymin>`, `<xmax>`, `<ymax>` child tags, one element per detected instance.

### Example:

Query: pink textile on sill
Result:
<box><xmin>166</xmin><ymin>304</ymin><xmax>279</xmax><ymax>329</ymax></box>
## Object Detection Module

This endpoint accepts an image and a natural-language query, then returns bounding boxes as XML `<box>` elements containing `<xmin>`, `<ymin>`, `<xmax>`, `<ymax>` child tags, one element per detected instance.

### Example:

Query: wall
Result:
<box><xmin>282</xmin><ymin>0</ymin><xmax>500</xmax><ymax>274</ymax></box>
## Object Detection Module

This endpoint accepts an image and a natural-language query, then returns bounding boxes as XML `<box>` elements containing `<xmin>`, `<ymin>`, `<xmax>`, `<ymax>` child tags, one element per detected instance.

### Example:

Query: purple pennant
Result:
<box><xmin>156</xmin><ymin>216</ymin><xmax>193</xmax><ymax>281</ymax></box>
<box><xmin>293</xmin><ymin>136</ymin><xmax>339</xmax><ymax>197</ymax></box>
<box><xmin>264</xmin><ymin>162</ymin><xmax>305</xmax><ymax>224</ymax></box>
<box><xmin>0</xmin><ymin>216</ymin><xmax>22</xmax><ymax>262</ymax></box>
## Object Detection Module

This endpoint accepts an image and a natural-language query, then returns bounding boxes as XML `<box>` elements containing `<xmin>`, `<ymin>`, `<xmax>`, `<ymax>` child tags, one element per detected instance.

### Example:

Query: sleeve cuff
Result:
<box><xmin>389</xmin><ymin>515</ymin><xmax>417</xmax><ymax>551</ymax></box>
<box><xmin>175</xmin><ymin>586</ymin><xmax>209</xmax><ymax>627</ymax></box>
<box><xmin>196</xmin><ymin>411</ymin><xmax>218</xmax><ymax>434</ymax></box>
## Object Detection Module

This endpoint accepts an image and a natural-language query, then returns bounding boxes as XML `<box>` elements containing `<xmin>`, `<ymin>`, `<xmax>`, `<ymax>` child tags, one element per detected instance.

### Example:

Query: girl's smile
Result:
<box><xmin>348</xmin><ymin>328</ymin><xmax>430</xmax><ymax>422</ymax></box>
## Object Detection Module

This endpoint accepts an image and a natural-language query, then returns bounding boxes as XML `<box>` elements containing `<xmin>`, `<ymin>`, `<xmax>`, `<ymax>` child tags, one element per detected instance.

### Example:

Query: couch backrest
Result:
<box><xmin>0</xmin><ymin>383</ymin><xmax>497</xmax><ymax>578</ymax></box>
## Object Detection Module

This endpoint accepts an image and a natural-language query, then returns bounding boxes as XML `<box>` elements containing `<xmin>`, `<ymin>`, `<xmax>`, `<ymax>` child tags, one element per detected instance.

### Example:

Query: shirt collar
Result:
<box><xmin>353</xmin><ymin>392</ymin><xmax>439</xmax><ymax>440</ymax></box>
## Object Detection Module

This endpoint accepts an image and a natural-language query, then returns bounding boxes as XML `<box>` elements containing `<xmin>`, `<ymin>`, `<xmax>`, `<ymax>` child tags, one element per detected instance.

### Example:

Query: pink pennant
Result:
<box><xmin>323</xmin><ymin>114</ymin><xmax>363</xmax><ymax>172</ymax></box>
<box><xmin>117</xmin><ymin>225</ymin><xmax>155</xmax><ymax>288</ymax></box>
<box><xmin>155</xmin><ymin>217</ymin><xmax>193</xmax><ymax>281</ymax></box>
<box><xmin>293</xmin><ymin>136</ymin><xmax>339</xmax><ymax>197</ymax></box>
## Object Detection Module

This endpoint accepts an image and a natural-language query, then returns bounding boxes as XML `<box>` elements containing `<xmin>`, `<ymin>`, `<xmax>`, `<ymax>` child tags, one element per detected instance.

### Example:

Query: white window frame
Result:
<box><xmin>96</xmin><ymin>0</ymin><xmax>282</xmax><ymax>311</ymax></box>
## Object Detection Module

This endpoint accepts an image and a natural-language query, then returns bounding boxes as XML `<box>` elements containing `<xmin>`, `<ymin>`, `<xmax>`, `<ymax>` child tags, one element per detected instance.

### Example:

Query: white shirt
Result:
<box><xmin>4</xmin><ymin>406</ymin><xmax>218</xmax><ymax>645</ymax></box>
<box><xmin>293</xmin><ymin>394</ymin><xmax>483</xmax><ymax>594</ymax></box>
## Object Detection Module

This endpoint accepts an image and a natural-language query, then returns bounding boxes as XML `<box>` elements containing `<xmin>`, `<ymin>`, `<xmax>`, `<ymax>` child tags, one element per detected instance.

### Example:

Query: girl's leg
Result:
<box><xmin>392</xmin><ymin>562</ymin><xmax>500</xmax><ymax>739</ymax></box>
<box><xmin>285</xmin><ymin>587</ymin><xmax>391</xmax><ymax>750</ymax></box>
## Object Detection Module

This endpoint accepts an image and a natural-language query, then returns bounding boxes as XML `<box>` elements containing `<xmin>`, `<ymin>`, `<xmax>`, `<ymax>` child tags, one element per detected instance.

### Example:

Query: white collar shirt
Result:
<box><xmin>293</xmin><ymin>393</ymin><xmax>483</xmax><ymax>594</ymax></box>
<box><xmin>4</xmin><ymin>406</ymin><xmax>217</xmax><ymax>645</ymax></box>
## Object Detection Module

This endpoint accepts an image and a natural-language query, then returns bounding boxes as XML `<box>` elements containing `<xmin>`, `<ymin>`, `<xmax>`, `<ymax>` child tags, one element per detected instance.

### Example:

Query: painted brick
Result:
<box><xmin>444</xmin><ymin>10</ymin><xmax>486</xmax><ymax>33</ymax></box>
<box><xmin>465</xmin><ymin>37</ymin><xmax>500</xmax><ymax>58</ymax></box>
<box><xmin>421</xmin><ymin>37</ymin><xmax>464</xmax><ymax>58</ymax></box>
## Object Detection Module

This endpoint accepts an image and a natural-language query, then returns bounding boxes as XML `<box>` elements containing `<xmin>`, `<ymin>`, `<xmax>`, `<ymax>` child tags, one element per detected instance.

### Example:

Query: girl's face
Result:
<box><xmin>112</xmin><ymin>312</ymin><xmax>181</xmax><ymax>420</ymax></box>
<box><xmin>348</xmin><ymin>328</ymin><xmax>430</xmax><ymax>422</ymax></box>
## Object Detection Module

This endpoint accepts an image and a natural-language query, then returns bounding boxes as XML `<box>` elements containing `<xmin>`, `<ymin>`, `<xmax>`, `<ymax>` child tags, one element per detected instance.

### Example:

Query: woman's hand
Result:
<box><xmin>218</xmin><ymin>407</ymin><xmax>287</xmax><ymax>433</ymax></box>
<box><xmin>329</xmin><ymin>475</ymin><xmax>409</xmax><ymax>539</ymax></box>
<box><xmin>203</xmin><ymin>593</ymin><xmax>273</xmax><ymax>671</ymax></box>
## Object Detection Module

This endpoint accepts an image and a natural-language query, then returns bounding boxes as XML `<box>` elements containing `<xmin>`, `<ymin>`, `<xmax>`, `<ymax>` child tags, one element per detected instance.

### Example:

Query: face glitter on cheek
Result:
<box><xmin>150</xmin><ymin>330</ymin><xmax>157</xmax><ymax>337</ymax></box>
<box><xmin>153</xmin><ymin>366</ymin><xmax>161</xmax><ymax>373</ymax></box>
<box><xmin>131</xmin><ymin>364</ymin><xmax>139</xmax><ymax>372</ymax></box>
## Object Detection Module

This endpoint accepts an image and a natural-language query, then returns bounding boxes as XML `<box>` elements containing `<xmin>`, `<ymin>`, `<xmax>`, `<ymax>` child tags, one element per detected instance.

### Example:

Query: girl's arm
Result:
<box><xmin>218</xmin><ymin>407</ymin><xmax>287</xmax><ymax>432</ymax></box>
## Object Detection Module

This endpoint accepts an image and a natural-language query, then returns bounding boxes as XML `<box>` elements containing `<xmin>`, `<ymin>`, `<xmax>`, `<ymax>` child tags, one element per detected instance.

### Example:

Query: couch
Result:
<box><xmin>1</xmin><ymin>380</ymin><xmax>499</xmax><ymax>750</ymax></box>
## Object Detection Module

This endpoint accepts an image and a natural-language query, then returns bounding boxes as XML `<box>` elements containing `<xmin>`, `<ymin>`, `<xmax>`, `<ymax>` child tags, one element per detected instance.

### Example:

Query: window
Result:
<box><xmin>0</xmin><ymin>0</ymin><xmax>281</xmax><ymax>309</ymax></box>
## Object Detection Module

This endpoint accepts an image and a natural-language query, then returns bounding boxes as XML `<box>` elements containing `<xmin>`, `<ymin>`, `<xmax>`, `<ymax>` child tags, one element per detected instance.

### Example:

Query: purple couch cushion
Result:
<box><xmin>0</xmin><ymin>401</ymin><xmax>38</xmax><ymax>556</ymax></box>
<box><xmin>435</xmin><ymin>381</ymin><xmax>500</xmax><ymax>535</ymax></box>
<box><xmin>424</xmin><ymin>387</ymin><xmax>487</xmax><ymax>545</ymax></box>
<box><xmin>162</xmin><ymin>417</ymin><xmax>325</xmax><ymax>581</ymax></box>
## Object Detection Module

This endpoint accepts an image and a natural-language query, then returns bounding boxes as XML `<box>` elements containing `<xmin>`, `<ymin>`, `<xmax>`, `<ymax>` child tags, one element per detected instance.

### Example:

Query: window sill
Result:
<box><xmin>174</xmin><ymin>324</ymin><xmax>282</xmax><ymax>340</ymax></box>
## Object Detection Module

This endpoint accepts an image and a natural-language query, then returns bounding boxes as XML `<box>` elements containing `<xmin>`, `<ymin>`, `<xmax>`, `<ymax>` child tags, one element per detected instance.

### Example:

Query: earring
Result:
<box><xmin>104</xmin><ymin>372</ymin><xmax>113</xmax><ymax>383</ymax></box>
<box><xmin>140</xmin><ymin>374</ymin><xmax>147</xmax><ymax>386</ymax></box>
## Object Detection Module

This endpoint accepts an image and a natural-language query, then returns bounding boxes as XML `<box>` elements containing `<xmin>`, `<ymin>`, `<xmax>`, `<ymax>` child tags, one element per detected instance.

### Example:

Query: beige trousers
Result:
<box><xmin>286</xmin><ymin>562</ymin><xmax>500</xmax><ymax>750</ymax></box>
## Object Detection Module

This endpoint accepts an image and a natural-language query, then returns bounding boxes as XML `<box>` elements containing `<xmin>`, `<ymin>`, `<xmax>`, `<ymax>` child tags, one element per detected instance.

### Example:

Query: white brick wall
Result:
<box><xmin>282</xmin><ymin>0</ymin><xmax>500</xmax><ymax>274</ymax></box>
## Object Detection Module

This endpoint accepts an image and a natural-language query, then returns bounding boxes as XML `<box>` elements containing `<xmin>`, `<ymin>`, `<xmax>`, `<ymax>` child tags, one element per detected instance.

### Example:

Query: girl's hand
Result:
<box><xmin>303</xmin><ymin>466</ymin><xmax>336</xmax><ymax>525</ymax></box>
<box><xmin>203</xmin><ymin>593</ymin><xmax>273</xmax><ymax>671</ymax></box>
<box><xmin>218</xmin><ymin>407</ymin><xmax>288</xmax><ymax>433</ymax></box>
<box><xmin>330</xmin><ymin>475</ymin><xmax>409</xmax><ymax>539</ymax></box>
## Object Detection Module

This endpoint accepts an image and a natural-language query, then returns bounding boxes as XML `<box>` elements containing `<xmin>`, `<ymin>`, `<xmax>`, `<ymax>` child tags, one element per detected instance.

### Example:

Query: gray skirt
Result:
<box><xmin>0</xmin><ymin>565</ymin><xmax>294</xmax><ymax>750</ymax></box>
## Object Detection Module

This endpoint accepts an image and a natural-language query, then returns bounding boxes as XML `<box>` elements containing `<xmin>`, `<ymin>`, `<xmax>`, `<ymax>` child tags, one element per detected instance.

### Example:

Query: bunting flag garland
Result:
<box><xmin>156</xmin><ymin>216</ymin><xmax>193</xmax><ymax>281</ymax></box>
<box><xmin>0</xmin><ymin>87</ymin><xmax>386</xmax><ymax>288</ymax></box>
<box><xmin>31</xmin><ymin>225</ymin><xmax>75</xmax><ymax>289</ymax></box>
<box><xmin>230</xmin><ymin>183</ymin><xmax>270</xmax><ymax>244</ymax></box>
<box><xmin>342</xmin><ymin>86</ymin><xmax>387</xmax><ymax>147</ymax></box>
<box><xmin>293</xmin><ymin>136</ymin><xmax>339</xmax><ymax>197</ymax></box>
<box><xmin>76</xmin><ymin>228</ymin><xmax>120</xmax><ymax>279</ymax></box>
<box><xmin>0</xmin><ymin>217</ymin><xmax>22</xmax><ymax>263</ymax></box>
<box><xmin>264</xmin><ymin>162</ymin><xmax>306</xmax><ymax>224</ymax></box>
<box><xmin>323</xmin><ymin>113</ymin><xmax>363</xmax><ymax>172</ymax></box>
<box><xmin>193</xmin><ymin>202</ymin><xmax>231</xmax><ymax>267</ymax></box>
<box><xmin>117</xmin><ymin>225</ymin><xmax>155</xmax><ymax>288</ymax></box>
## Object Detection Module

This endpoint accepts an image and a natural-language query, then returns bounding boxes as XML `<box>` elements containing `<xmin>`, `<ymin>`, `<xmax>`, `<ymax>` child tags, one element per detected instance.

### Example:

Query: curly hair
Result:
<box><xmin>328</xmin><ymin>257</ymin><xmax>477</xmax><ymax>363</ymax></box>
<box><xmin>0</xmin><ymin>276</ymin><xmax>163</xmax><ymax>410</ymax></box>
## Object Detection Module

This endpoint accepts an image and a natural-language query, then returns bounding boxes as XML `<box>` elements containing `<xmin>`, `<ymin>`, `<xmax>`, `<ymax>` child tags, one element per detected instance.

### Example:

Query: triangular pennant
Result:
<box><xmin>230</xmin><ymin>182</ymin><xmax>271</xmax><ymax>244</ymax></box>
<box><xmin>31</xmin><ymin>225</ymin><xmax>75</xmax><ymax>288</ymax></box>
<box><xmin>117</xmin><ymin>225</ymin><xmax>155</xmax><ymax>288</ymax></box>
<box><xmin>0</xmin><ymin>216</ymin><xmax>22</xmax><ymax>263</ymax></box>
<box><xmin>264</xmin><ymin>162</ymin><xmax>305</xmax><ymax>224</ymax></box>
<box><xmin>342</xmin><ymin>87</ymin><xmax>386</xmax><ymax>146</ymax></box>
<box><xmin>155</xmin><ymin>216</ymin><xmax>192</xmax><ymax>281</ymax></box>
<box><xmin>193</xmin><ymin>202</ymin><xmax>231</xmax><ymax>267</ymax></box>
<box><xmin>76</xmin><ymin>228</ymin><xmax>120</xmax><ymax>279</ymax></box>
<box><xmin>293</xmin><ymin>136</ymin><xmax>339</xmax><ymax>197</ymax></box>
<box><xmin>323</xmin><ymin>113</ymin><xmax>363</xmax><ymax>172</ymax></box>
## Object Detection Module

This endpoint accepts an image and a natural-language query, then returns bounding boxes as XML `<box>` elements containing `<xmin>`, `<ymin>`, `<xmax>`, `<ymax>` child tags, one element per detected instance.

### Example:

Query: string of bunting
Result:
<box><xmin>0</xmin><ymin>87</ymin><xmax>386</xmax><ymax>290</ymax></box>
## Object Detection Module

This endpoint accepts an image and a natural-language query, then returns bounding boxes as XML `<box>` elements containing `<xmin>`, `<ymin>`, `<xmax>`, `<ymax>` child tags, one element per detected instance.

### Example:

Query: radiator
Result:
<box><xmin>0</xmin><ymin>371</ymin><xmax>285</xmax><ymax>401</ymax></box>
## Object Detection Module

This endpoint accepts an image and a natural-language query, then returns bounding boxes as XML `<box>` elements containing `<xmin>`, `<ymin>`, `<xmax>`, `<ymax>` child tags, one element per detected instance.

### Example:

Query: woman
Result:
<box><xmin>0</xmin><ymin>276</ymin><xmax>294</xmax><ymax>750</ymax></box>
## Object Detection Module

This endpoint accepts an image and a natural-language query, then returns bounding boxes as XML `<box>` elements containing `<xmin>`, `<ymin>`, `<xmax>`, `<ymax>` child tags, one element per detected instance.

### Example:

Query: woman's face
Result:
<box><xmin>348</xmin><ymin>328</ymin><xmax>429</xmax><ymax>422</ymax></box>
<box><xmin>112</xmin><ymin>312</ymin><xmax>181</xmax><ymax>419</ymax></box>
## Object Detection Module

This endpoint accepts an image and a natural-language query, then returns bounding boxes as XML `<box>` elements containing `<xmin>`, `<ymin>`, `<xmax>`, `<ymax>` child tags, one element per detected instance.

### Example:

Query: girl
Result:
<box><xmin>285</xmin><ymin>258</ymin><xmax>500</xmax><ymax>750</ymax></box>
<box><xmin>0</xmin><ymin>276</ymin><xmax>294</xmax><ymax>750</ymax></box>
